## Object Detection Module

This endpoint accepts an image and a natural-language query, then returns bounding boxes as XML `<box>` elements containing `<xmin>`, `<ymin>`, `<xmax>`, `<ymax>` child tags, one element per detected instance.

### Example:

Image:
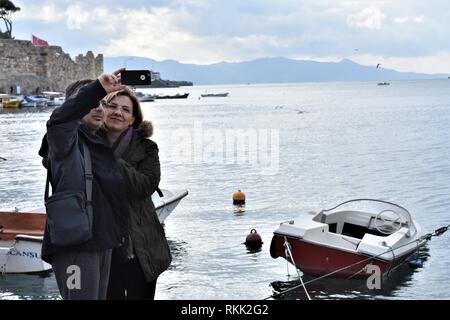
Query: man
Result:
<box><xmin>39</xmin><ymin>69</ymin><xmax>129</xmax><ymax>300</ymax></box>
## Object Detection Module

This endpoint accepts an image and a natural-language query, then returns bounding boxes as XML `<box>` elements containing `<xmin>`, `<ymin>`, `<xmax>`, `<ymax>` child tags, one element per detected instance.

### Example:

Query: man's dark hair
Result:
<box><xmin>65</xmin><ymin>79</ymin><xmax>93</xmax><ymax>97</ymax></box>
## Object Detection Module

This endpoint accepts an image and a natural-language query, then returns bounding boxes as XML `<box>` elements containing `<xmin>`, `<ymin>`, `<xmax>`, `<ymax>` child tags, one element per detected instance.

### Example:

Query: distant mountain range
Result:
<box><xmin>104</xmin><ymin>56</ymin><xmax>449</xmax><ymax>85</ymax></box>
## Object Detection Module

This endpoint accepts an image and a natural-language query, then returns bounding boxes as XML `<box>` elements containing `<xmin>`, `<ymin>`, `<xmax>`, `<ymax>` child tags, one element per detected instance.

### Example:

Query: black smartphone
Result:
<box><xmin>120</xmin><ymin>70</ymin><xmax>152</xmax><ymax>86</ymax></box>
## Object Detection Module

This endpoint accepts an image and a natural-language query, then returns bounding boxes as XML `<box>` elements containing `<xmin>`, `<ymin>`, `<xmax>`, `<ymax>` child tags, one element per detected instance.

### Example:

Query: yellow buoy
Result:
<box><xmin>233</xmin><ymin>189</ymin><xmax>246</xmax><ymax>205</ymax></box>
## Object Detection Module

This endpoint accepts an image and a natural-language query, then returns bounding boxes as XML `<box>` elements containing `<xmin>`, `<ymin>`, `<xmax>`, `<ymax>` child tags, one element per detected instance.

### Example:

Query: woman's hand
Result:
<box><xmin>98</xmin><ymin>68</ymin><xmax>127</xmax><ymax>93</ymax></box>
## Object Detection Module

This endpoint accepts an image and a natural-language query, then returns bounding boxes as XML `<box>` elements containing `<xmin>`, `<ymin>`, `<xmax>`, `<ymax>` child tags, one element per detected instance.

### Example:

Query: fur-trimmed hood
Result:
<box><xmin>136</xmin><ymin>120</ymin><xmax>153</xmax><ymax>138</ymax></box>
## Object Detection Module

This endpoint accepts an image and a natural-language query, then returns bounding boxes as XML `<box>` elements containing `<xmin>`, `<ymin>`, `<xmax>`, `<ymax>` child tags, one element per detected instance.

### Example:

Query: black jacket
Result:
<box><xmin>39</xmin><ymin>80</ymin><xmax>128</xmax><ymax>263</ymax></box>
<box><xmin>111</xmin><ymin>122</ymin><xmax>171</xmax><ymax>282</ymax></box>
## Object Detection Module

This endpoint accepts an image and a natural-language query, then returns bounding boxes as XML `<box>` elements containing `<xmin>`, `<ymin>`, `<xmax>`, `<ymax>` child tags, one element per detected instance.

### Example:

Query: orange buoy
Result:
<box><xmin>244</xmin><ymin>229</ymin><xmax>263</xmax><ymax>249</ymax></box>
<box><xmin>233</xmin><ymin>189</ymin><xmax>246</xmax><ymax>205</ymax></box>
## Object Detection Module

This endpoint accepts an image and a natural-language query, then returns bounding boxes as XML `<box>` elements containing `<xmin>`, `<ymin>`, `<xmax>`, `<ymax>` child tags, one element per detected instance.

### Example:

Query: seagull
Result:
<box><xmin>376</xmin><ymin>63</ymin><xmax>381</xmax><ymax>68</ymax></box>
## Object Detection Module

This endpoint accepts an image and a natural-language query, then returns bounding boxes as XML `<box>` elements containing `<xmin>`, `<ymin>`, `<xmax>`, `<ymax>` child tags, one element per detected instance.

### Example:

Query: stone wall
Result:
<box><xmin>0</xmin><ymin>39</ymin><xmax>103</xmax><ymax>94</ymax></box>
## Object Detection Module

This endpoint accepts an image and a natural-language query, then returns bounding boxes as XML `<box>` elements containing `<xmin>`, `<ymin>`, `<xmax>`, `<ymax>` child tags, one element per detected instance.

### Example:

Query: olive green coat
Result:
<box><xmin>116</xmin><ymin>121</ymin><xmax>171</xmax><ymax>282</ymax></box>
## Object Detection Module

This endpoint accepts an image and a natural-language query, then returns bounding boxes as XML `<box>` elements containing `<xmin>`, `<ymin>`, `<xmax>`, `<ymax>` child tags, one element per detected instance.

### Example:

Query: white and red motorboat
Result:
<box><xmin>270</xmin><ymin>199</ymin><xmax>426</xmax><ymax>278</ymax></box>
<box><xmin>0</xmin><ymin>188</ymin><xmax>188</xmax><ymax>274</ymax></box>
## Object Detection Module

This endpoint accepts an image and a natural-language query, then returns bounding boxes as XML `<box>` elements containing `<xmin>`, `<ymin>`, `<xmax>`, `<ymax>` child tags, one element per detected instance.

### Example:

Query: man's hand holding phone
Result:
<box><xmin>98</xmin><ymin>68</ymin><xmax>127</xmax><ymax>93</ymax></box>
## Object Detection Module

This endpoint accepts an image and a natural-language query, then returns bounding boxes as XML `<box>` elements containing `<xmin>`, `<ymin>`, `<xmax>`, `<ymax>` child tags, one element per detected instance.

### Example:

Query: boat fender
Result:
<box><xmin>244</xmin><ymin>229</ymin><xmax>263</xmax><ymax>249</ymax></box>
<box><xmin>233</xmin><ymin>189</ymin><xmax>246</xmax><ymax>205</ymax></box>
<box><xmin>408</xmin><ymin>258</ymin><xmax>423</xmax><ymax>268</ymax></box>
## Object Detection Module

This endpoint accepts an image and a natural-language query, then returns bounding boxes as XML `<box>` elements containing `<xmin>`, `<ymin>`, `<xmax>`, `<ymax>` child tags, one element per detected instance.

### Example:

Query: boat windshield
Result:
<box><xmin>321</xmin><ymin>199</ymin><xmax>415</xmax><ymax>235</ymax></box>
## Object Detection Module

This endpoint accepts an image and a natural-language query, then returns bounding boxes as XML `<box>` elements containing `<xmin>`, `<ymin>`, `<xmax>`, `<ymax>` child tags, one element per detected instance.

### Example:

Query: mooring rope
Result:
<box><xmin>283</xmin><ymin>236</ymin><xmax>311</xmax><ymax>300</ymax></box>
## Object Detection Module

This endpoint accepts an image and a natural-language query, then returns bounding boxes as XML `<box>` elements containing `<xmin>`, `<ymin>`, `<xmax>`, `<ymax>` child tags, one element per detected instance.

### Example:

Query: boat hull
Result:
<box><xmin>201</xmin><ymin>93</ymin><xmax>229</xmax><ymax>97</ymax></box>
<box><xmin>270</xmin><ymin>234</ymin><xmax>416</xmax><ymax>278</ymax></box>
<box><xmin>0</xmin><ymin>236</ymin><xmax>51</xmax><ymax>273</ymax></box>
<box><xmin>153</xmin><ymin>189</ymin><xmax>189</xmax><ymax>223</ymax></box>
<box><xmin>2</xmin><ymin>101</ymin><xmax>21</xmax><ymax>108</ymax></box>
<box><xmin>155</xmin><ymin>93</ymin><xmax>189</xmax><ymax>99</ymax></box>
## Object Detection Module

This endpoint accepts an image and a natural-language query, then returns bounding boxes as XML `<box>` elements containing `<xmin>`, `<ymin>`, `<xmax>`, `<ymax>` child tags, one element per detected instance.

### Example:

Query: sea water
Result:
<box><xmin>1</xmin><ymin>80</ymin><xmax>449</xmax><ymax>299</ymax></box>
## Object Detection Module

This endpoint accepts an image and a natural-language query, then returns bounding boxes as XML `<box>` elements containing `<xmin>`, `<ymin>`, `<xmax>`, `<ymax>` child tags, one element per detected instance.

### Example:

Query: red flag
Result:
<box><xmin>31</xmin><ymin>35</ymin><xmax>49</xmax><ymax>46</ymax></box>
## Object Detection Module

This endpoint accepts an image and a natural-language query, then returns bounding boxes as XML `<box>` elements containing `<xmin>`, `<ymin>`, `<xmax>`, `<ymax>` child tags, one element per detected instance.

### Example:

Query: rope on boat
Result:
<box><xmin>263</xmin><ymin>223</ymin><xmax>450</xmax><ymax>300</ymax></box>
<box><xmin>283</xmin><ymin>236</ymin><xmax>311</xmax><ymax>300</ymax></box>
<box><xmin>384</xmin><ymin>244</ymin><xmax>396</xmax><ymax>278</ymax></box>
<box><xmin>345</xmin><ymin>265</ymin><xmax>367</xmax><ymax>280</ymax></box>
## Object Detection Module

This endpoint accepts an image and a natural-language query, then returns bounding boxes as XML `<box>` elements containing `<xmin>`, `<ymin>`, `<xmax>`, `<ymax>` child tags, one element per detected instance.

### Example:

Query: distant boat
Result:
<box><xmin>377</xmin><ymin>82</ymin><xmax>390</xmax><ymax>86</ymax></box>
<box><xmin>139</xmin><ymin>94</ymin><xmax>155</xmax><ymax>102</ymax></box>
<box><xmin>200</xmin><ymin>92</ymin><xmax>229</xmax><ymax>97</ymax></box>
<box><xmin>155</xmin><ymin>93</ymin><xmax>189</xmax><ymax>99</ymax></box>
<box><xmin>47</xmin><ymin>96</ymin><xmax>65</xmax><ymax>107</ymax></box>
<box><xmin>2</xmin><ymin>99</ymin><xmax>21</xmax><ymax>109</ymax></box>
<box><xmin>0</xmin><ymin>94</ymin><xmax>21</xmax><ymax>108</ymax></box>
<box><xmin>42</xmin><ymin>91</ymin><xmax>65</xmax><ymax>107</ymax></box>
<box><xmin>21</xmin><ymin>96</ymin><xmax>48</xmax><ymax>108</ymax></box>
<box><xmin>135</xmin><ymin>91</ymin><xmax>155</xmax><ymax>102</ymax></box>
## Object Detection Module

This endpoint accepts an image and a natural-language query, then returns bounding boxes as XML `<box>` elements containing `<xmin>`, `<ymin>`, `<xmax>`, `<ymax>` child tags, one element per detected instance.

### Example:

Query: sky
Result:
<box><xmin>7</xmin><ymin>0</ymin><xmax>450</xmax><ymax>74</ymax></box>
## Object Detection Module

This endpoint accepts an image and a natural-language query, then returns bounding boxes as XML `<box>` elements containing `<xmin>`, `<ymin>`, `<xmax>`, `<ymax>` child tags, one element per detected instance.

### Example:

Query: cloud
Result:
<box><xmin>63</xmin><ymin>5</ymin><xmax>116</xmax><ymax>32</ymax></box>
<box><xmin>65</xmin><ymin>5</ymin><xmax>90</xmax><ymax>30</ymax></box>
<box><xmin>232</xmin><ymin>34</ymin><xmax>294</xmax><ymax>50</ymax></box>
<box><xmin>100</xmin><ymin>7</ymin><xmax>202</xmax><ymax>61</ymax></box>
<box><xmin>349</xmin><ymin>52</ymin><xmax>450</xmax><ymax>74</ymax></box>
<box><xmin>14</xmin><ymin>3</ymin><xmax>62</xmax><ymax>24</ymax></box>
<box><xmin>393</xmin><ymin>15</ymin><xmax>425</xmax><ymax>24</ymax></box>
<box><xmin>8</xmin><ymin>0</ymin><xmax>450</xmax><ymax>73</ymax></box>
<box><xmin>347</xmin><ymin>6</ymin><xmax>386</xmax><ymax>30</ymax></box>
<box><xmin>14</xmin><ymin>2</ymin><xmax>115</xmax><ymax>32</ymax></box>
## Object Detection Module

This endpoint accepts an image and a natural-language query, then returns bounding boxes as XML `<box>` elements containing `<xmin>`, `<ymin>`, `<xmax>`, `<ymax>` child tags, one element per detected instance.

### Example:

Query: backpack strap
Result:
<box><xmin>82</xmin><ymin>142</ymin><xmax>93</xmax><ymax>207</ymax></box>
<box><xmin>44</xmin><ymin>141</ymin><xmax>93</xmax><ymax>207</ymax></box>
<box><xmin>44</xmin><ymin>163</ymin><xmax>51</xmax><ymax>202</ymax></box>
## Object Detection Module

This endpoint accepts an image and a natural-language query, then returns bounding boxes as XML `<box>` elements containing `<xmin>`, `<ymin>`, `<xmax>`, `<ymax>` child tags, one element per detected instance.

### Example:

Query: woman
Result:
<box><xmin>102</xmin><ymin>87</ymin><xmax>171</xmax><ymax>299</ymax></box>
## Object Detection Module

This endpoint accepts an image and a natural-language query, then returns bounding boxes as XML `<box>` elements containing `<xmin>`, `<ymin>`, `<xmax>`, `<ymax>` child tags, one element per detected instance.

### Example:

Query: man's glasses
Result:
<box><xmin>100</xmin><ymin>100</ymin><xmax>132</xmax><ymax>115</ymax></box>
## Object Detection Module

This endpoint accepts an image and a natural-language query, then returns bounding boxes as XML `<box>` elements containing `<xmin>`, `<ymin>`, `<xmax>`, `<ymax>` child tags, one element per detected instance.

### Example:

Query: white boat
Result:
<box><xmin>153</xmin><ymin>188</ymin><xmax>189</xmax><ymax>223</ymax></box>
<box><xmin>0</xmin><ymin>235</ymin><xmax>52</xmax><ymax>274</ymax></box>
<box><xmin>135</xmin><ymin>91</ymin><xmax>155</xmax><ymax>103</ymax></box>
<box><xmin>0</xmin><ymin>188</ymin><xmax>188</xmax><ymax>274</ymax></box>
<box><xmin>0</xmin><ymin>211</ymin><xmax>50</xmax><ymax>274</ymax></box>
<box><xmin>21</xmin><ymin>96</ymin><xmax>49</xmax><ymax>108</ymax></box>
<box><xmin>42</xmin><ymin>92</ymin><xmax>65</xmax><ymax>107</ymax></box>
<box><xmin>270</xmin><ymin>199</ymin><xmax>425</xmax><ymax>278</ymax></box>
<box><xmin>139</xmin><ymin>94</ymin><xmax>155</xmax><ymax>102</ymax></box>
